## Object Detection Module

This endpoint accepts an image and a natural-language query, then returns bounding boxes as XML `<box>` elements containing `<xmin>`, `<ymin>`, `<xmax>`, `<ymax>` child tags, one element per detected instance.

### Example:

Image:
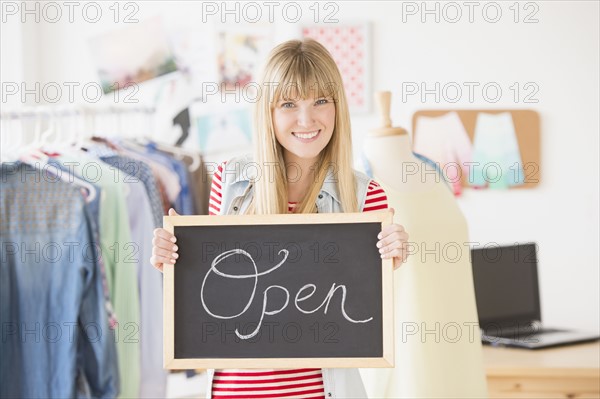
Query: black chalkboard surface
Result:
<box><xmin>163</xmin><ymin>211</ymin><xmax>394</xmax><ymax>369</ymax></box>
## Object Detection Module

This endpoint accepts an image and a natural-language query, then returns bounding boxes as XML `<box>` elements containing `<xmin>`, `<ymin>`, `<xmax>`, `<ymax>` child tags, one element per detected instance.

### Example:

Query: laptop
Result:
<box><xmin>471</xmin><ymin>242</ymin><xmax>600</xmax><ymax>349</ymax></box>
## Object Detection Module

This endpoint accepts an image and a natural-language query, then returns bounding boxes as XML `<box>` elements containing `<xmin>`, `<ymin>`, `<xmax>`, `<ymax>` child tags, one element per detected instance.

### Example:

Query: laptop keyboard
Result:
<box><xmin>490</xmin><ymin>328</ymin><xmax>564</xmax><ymax>338</ymax></box>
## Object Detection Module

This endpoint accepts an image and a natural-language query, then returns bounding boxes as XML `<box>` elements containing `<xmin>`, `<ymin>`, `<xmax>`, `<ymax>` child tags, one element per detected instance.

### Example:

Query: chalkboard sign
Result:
<box><xmin>163</xmin><ymin>211</ymin><xmax>394</xmax><ymax>369</ymax></box>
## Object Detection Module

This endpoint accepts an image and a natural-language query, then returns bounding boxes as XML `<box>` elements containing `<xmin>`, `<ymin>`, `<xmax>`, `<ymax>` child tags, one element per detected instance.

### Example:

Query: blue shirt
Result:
<box><xmin>100</xmin><ymin>155</ymin><xmax>164</xmax><ymax>228</ymax></box>
<box><xmin>142</xmin><ymin>143</ymin><xmax>195</xmax><ymax>215</ymax></box>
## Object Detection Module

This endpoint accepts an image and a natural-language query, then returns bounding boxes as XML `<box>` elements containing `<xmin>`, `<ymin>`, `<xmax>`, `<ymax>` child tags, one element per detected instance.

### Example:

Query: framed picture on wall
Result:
<box><xmin>190</xmin><ymin>100</ymin><xmax>252</xmax><ymax>166</ymax></box>
<box><xmin>88</xmin><ymin>16</ymin><xmax>178</xmax><ymax>94</ymax></box>
<box><xmin>216</xmin><ymin>26</ymin><xmax>273</xmax><ymax>90</ymax></box>
<box><xmin>302</xmin><ymin>22</ymin><xmax>372</xmax><ymax>114</ymax></box>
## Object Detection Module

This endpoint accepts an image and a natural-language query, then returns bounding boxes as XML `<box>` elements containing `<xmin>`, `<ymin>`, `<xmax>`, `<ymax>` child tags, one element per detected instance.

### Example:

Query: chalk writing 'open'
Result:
<box><xmin>200</xmin><ymin>248</ymin><xmax>372</xmax><ymax>340</ymax></box>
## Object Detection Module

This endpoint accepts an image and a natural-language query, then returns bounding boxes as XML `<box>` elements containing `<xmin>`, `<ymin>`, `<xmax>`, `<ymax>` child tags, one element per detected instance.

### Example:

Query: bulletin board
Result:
<box><xmin>411</xmin><ymin>110</ymin><xmax>540</xmax><ymax>189</ymax></box>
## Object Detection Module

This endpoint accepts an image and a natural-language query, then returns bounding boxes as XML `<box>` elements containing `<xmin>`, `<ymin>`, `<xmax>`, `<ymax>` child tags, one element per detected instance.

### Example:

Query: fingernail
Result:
<box><xmin>172</xmin><ymin>253</ymin><xmax>179</xmax><ymax>259</ymax></box>
<box><xmin>170</xmin><ymin>259</ymin><xmax>176</xmax><ymax>263</ymax></box>
<box><xmin>171</xmin><ymin>237</ymin><xmax>176</xmax><ymax>243</ymax></box>
<box><xmin>173</xmin><ymin>245</ymin><xmax>178</xmax><ymax>251</ymax></box>
<box><xmin>376</xmin><ymin>242</ymin><xmax>382</xmax><ymax>248</ymax></box>
<box><xmin>379</xmin><ymin>248</ymin><xmax>385</xmax><ymax>254</ymax></box>
<box><xmin>378</xmin><ymin>233</ymin><xmax>382</xmax><ymax>239</ymax></box>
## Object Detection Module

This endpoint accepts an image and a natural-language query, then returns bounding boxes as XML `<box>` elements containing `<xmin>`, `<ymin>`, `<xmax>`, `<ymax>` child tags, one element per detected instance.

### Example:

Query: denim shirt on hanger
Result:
<box><xmin>0</xmin><ymin>162</ymin><xmax>119</xmax><ymax>399</ymax></box>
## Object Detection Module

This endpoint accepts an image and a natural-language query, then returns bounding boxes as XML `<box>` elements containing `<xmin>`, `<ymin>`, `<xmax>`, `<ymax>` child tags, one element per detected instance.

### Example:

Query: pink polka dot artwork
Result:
<box><xmin>302</xmin><ymin>23</ymin><xmax>371</xmax><ymax>113</ymax></box>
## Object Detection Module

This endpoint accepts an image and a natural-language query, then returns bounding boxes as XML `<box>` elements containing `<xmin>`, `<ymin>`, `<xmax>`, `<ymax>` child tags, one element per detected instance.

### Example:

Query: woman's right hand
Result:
<box><xmin>150</xmin><ymin>208</ymin><xmax>180</xmax><ymax>273</ymax></box>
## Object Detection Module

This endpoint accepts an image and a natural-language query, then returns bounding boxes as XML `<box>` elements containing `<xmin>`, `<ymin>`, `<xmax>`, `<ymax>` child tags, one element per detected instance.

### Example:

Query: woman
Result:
<box><xmin>151</xmin><ymin>38</ymin><xmax>409</xmax><ymax>398</ymax></box>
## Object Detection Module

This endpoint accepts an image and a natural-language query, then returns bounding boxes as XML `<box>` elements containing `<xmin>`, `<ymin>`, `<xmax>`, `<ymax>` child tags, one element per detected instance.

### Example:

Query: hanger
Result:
<box><xmin>38</xmin><ymin>107</ymin><xmax>64</xmax><ymax>155</ymax></box>
<box><xmin>68</xmin><ymin>110</ymin><xmax>83</xmax><ymax>150</ymax></box>
<box><xmin>20</xmin><ymin>148</ymin><xmax>97</xmax><ymax>204</ymax></box>
<box><xmin>0</xmin><ymin>112</ymin><xmax>10</xmax><ymax>162</ymax></box>
<box><xmin>173</xmin><ymin>107</ymin><xmax>191</xmax><ymax>146</ymax></box>
<box><xmin>57</xmin><ymin>109</ymin><xmax>86</xmax><ymax>155</ymax></box>
<box><xmin>18</xmin><ymin>108</ymin><xmax>47</xmax><ymax>164</ymax></box>
<box><xmin>43</xmin><ymin>159</ymin><xmax>98</xmax><ymax>204</ymax></box>
<box><xmin>150</xmin><ymin>139</ymin><xmax>202</xmax><ymax>172</ymax></box>
<box><xmin>5</xmin><ymin>112</ymin><xmax>25</xmax><ymax>162</ymax></box>
<box><xmin>120</xmin><ymin>136</ymin><xmax>201</xmax><ymax>172</ymax></box>
<box><xmin>121</xmin><ymin>137</ymin><xmax>148</xmax><ymax>153</ymax></box>
<box><xmin>17</xmin><ymin>107</ymin><xmax>96</xmax><ymax>203</ymax></box>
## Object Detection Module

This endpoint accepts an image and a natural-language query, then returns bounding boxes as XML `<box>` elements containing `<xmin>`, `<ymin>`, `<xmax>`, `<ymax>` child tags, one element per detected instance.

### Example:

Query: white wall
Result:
<box><xmin>0</xmin><ymin>10</ymin><xmax>24</xmax><ymax>105</ymax></box>
<box><xmin>2</xmin><ymin>1</ymin><xmax>598</xmax><ymax>331</ymax></box>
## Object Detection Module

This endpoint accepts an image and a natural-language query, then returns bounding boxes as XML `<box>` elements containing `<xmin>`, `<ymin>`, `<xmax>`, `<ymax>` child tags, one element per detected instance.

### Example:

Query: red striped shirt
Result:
<box><xmin>212</xmin><ymin>368</ymin><xmax>326</xmax><ymax>399</ymax></box>
<box><xmin>208</xmin><ymin>161</ymin><xmax>388</xmax><ymax>398</ymax></box>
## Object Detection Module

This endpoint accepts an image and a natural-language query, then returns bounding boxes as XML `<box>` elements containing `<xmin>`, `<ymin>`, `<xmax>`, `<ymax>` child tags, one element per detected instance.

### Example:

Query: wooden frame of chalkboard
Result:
<box><xmin>163</xmin><ymin>211</ymin><xmax>395</xmax><ymax>369</ymax></box>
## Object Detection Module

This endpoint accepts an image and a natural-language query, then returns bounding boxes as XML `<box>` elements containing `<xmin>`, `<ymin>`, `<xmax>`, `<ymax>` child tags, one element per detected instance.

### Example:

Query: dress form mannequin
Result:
<box><xmin>359</xmin><ymin>92</ymin><xmax>488</xmax><ymax>398</ymax></box>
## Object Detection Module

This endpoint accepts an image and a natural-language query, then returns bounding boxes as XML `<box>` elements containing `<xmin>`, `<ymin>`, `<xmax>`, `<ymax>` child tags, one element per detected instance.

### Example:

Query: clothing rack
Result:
<box><xmin>0</xmin><ymin>105</ymin><xmax>155</xmax><ymax>120</ymax></box>
<box><xmin>0</xmin><ymin>105</ymin><xmax>157</xmax><ymax>162</ymax></box>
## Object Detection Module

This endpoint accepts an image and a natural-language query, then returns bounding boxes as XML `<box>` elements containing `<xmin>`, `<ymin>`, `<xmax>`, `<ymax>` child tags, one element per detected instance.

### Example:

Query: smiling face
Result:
<box><xmin>272</xmin><ymin>95</ymin><xmax>336</xmax><ymax>164</ymax></box>
<box><xmin>251</xmin><ymin>39</ymin><xmax>356</xmax><ymax>214</ymax></box>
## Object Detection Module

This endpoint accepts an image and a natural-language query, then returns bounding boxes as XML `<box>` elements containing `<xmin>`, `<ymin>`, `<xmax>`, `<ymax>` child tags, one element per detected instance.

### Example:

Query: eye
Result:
<box><xmin>315</xmin><ymin>98</ymin><xmax>330</xmax><ymax>105</ymax></box>
<box><xmin>280</xmin><ymin>101</ymin><xmax>295</xmax><ymax>108</ymax></box>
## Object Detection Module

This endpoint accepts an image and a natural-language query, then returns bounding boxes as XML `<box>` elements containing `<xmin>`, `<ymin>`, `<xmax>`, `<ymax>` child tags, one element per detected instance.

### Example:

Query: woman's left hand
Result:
<box><xmin>377</xmin><ymin>208</ymin><xmax>409</xmax><ymax>270</ymax></box>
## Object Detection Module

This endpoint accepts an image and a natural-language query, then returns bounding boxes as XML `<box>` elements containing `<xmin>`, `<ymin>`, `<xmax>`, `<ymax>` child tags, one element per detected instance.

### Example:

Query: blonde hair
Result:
<box><xmin>248</xmin><ymin>38</ymin><xmax>357</xmax><ymax>215</ymax></box>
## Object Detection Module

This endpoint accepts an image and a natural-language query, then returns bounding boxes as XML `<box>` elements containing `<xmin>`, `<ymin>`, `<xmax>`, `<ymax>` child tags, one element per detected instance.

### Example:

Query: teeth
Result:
<box><xmin>294</xmin><ymin>130</ymin><xmax>319</xmax><ymax>139</ymax></box>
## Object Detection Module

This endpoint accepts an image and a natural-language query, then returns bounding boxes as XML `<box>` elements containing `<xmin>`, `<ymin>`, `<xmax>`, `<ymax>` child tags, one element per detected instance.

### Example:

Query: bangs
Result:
<box><xmin>270</xmin><ymin>55</ymin><xmax>339</xmax><ymax>105</ymax></box>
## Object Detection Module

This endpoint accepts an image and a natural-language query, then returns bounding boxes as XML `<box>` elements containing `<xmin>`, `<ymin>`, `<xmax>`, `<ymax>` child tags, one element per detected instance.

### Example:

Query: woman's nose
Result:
<box><xmin>297</xmin><ymin>106</ymin><xmax>315</xmax><ymax>127</ymax></box>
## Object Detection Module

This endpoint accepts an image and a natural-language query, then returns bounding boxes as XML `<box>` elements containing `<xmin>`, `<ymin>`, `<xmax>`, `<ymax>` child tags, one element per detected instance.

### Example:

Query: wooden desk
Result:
<box><xmin>483</xmin><ymin>341</ymin><xmax>600</xmax><ymax>398</ymax></box>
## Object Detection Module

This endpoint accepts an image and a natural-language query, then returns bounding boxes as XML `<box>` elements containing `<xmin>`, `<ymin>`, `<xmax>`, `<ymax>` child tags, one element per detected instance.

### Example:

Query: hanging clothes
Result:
<box><xmin>118</xmin><ymin>147</ymin><xmax>181</xmax><ymax>212</ymax></box>
<box><xmin>56</xmin><ymin>152</ymin><xmax>142</xmax><ymax>399</ymax></box>
<box><xmin>98</xmin><ymin>154</ymin><xmax>167</xmax><ymax>398</ymax></box>
<box><xmin>46</xmin><ymin>157</ymin><xmax>118</xmax><ymax>328</ymax></box>
<box><xmin>0</xmin><ymin>162</ymin><xmax>119</xmax><ymax>398</ymax></box>
<box><xmin>1</xmin><ymin>124</ymin><xmax>209</xmax><ymax>398</ymax></box>
<box><xmin>86</xmin><ymin>139</ymin><xmax>210</xmax><ymax>396</ymax></box>
<box><xmin>87</xmin><ymin>139</ymin><xmax>174</xmax><ymax>217</ymax></box>
<box><xmin>99</xmin><ymin>155</ymin><xmax>164</xmax><ymax>229</ymax></box>
<box><xmin>145</xmin><ymin>142</ymin><xmax>195</xmax><ymax>214</ymax></box>
<box><xmin>121</xmin><ymin>172</ymin><xmax>167</xmax><ymax>398</ymax></box>
<box><xmin>151</xmin><ymin>148</ymin><xmax>212</xmax><ymax>215</ymax></box>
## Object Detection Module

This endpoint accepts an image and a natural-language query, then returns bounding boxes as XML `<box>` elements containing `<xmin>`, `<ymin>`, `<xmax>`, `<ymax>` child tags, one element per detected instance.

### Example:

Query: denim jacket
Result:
<box><xmin>0</xmin><ymin>162</ymin><xmax>119</xmax><ymax>398</ymax></box>
<box><xmin>205</xmin><ymin>154</ymin><xmax>370</xmax><ymax>398</ymax></box>
<box><xmin>217</xmin><ymin>154</ymin><xmax>372</xmax><ymax>215</ymax></box>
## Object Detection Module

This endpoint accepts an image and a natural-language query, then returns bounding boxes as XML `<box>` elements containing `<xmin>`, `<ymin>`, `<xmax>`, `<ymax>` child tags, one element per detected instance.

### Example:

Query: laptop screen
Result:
<box><xmin>471</xmin><ymin>243</ymin><xmax>541</xmax><ymax>330</ymax></box>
